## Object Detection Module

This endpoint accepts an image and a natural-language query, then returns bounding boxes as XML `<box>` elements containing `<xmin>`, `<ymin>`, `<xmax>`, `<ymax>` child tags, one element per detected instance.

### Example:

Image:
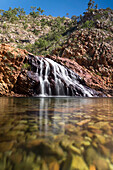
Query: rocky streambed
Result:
<box><xmin>0</xmin><ymin>97</ymin><xmax>113</xmax><ymax>170</ymax></box>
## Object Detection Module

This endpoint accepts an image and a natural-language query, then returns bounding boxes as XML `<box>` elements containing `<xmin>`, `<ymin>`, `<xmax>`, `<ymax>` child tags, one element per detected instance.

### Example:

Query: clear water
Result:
<box><xmin>0</xmin><ymin>97</ymin><xmax>113</xmax><ymax>170</ymax></box>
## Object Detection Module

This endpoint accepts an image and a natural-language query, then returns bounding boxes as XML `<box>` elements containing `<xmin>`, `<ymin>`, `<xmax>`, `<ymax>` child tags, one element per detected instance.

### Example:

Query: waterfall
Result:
<box><xmin>28</xmin><ymin>55</ymin><xmax>99</xmax><ymax>97</ymax></box>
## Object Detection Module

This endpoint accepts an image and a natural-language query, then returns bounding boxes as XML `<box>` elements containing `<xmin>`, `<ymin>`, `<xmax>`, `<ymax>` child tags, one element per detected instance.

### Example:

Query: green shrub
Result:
<box><xmin>36</xmin><ymin>22</ymin><xmax>40</xmax><ymax>26</ymax></box>
<box><xmin>82</xmin><ymin>20</ymin><xmax>94</xmax><ymax>28</ymax></box>
<box><xmin>103</xmin><ymin>11</ymin><xmax>108</xmax><ymax>18</ymax></box>
<box><xmin>94</xmin><ymin>14</ymin><xmax>101</xmax><ymax>20</ymax></box>
<box><xmin>9</xmin><ymin>38</ymin><xmax>14</xmax><ymax>42</ymax></box>
<box><xmin>22</xmin><ymin>63</ymin><xmax>31</xmax><ymax>70</ymax></box>
<box><xmin>35</xmin><ymin>39</ymin><xmax>48</xmax><ymax>48</ymax></box>
<box><xmin>3</xmin><ymin>23</ymin><xmax>7</xmax><ymax>29</ymax></box>
<box><xmin>32</xmin><ymin>29</ymin><xmax>40</xmax><ymax>35</ymax></box>
<box><xmin>24</xmin><ymin>24</ymin><xmax>28</xmax><ymax>29</ymax></box>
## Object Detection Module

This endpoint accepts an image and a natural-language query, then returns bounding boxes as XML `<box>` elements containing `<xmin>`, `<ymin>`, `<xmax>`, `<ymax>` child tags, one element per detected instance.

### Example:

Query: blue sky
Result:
<box><xmin>1</xmin><ymin>0</ymin><xmax>113</xmax><ymax>17</ymax></box>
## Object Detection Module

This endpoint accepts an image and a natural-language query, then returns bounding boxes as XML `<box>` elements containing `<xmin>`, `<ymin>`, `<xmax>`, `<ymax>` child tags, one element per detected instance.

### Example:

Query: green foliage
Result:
<box><xmin>6</xmin><ymin>51</ymin><xmax>14</xmax><ymax>58</ymax></box>
<box><xmin>30</xmin><ymin>11</ymin><xmax>39</xmax><ymax>18</ymax></box>
<box><xmin>2</xmin><ymin>7</ymin><xmax>25</xmax><ymax>23</ymax></box>
<box><xmin>82</xmin><ymin>20</ymin><xmax>94</xmax><ymax>28</ymax></box>
<box><xmin>40</xmin><ymin>18</ymin><xmax>46</xmax><ymax>27</ymax></box>
<box><xmin>95</xmin><ymin>4</ymin><xmax>98</xmax><ymax>9</ymax></box>
<box><xmin>37</xmin><ymin>7</ymin><xmax>44</xmax><ymax>14</ymax></box>
<box><xmin>105</xmin><ymin>36</ymin><xmax>112</xmax><ymax>42</ymax></box>
<box><xmin>3</xmin><ymin>56</ymin><xmax>7</xmax><ymax>60</ymax></box>
<box><xmin>103</xmin><ymin>11</ymin><xmax>108</xmax><ymax>18</ymax></box>
<box><xmin>3</xmin><ymin>23</ymin><xmax>7</xmax><ymax>29</ymax></box>
<box><xmin>36</xmin><ymin>22</ymin><xmax>40</xmax><ymax>26</ymax></box>
<box><xmin>87</xmin><ymin>0</ymin><xmax>98</xmax><ymax>11</ymax></box>
<box><xmin>30</xmin><ymin>6</ymin><xmax>37</xmax><ymax>12</ymax></box>
<box><xmin>16</xmin><ymin>7</ymin><xmax>26</xmax><ymax>19</ymax></box>
<box><xmin>22</xmin><ymin>63</ymin><xmax>31</xmax><ymax>70</ymax></box>
<box><xmin>9</xmin><ymin>38</ymin><xmax>14</xmax><ymax>42</ymax></box>
<box><xmin>94</xmin><ymin>14</ymin><xmax>101</xmax><ymax>20</ymax></box>
<box><xmin>24</xmin><ymin>24</ymin><xmax>28</xmax><ymax>29</ymax></box>
<box><xmin>32</xmin><ymin>29</ymin><xmax>40</xmax><ymax>35</ymax></box>
<box><xmin>23</xmin><ymin>14</ymin><xmax>76</xmax><ymax>55</ymax></box>
<box><xmin>60</xmin><ymin>16</ymin><xmax>66</xmax><ymax>23</ymax></box>
<box><xmin>35</xmin><ymin>39</ymin><xmax>48</xmax><ymax>48</ymax></box>
<box><xmin>30</xmin><ymin>6</ymin><xmax>44</xmax><ymax>18</ymax></box>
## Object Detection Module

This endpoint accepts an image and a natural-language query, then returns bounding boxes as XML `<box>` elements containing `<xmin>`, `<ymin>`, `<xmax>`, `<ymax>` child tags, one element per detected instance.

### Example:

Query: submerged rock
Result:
<box><xmin>0</xmin><ymin>141</ymin><xmax>15</xmax><ymax>152</ymax></box>
<box><xmin>62</xmin><ymin>153</ymin><xmax>88</xmax><ymax>170</ymax></box>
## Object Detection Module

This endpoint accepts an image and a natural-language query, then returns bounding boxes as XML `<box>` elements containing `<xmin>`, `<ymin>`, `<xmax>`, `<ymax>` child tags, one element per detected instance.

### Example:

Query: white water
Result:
<box><xmin>35</xmin><ymin>57</ymin><xmax>93</xmax><ymax>97</ymax></box>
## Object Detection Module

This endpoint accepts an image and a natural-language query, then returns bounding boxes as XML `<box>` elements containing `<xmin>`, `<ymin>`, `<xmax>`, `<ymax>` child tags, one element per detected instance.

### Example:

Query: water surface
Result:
<box><xmin>0</xmin><ymin>97</ymin><xmax>113</xmax><ymax>170</ymax></box>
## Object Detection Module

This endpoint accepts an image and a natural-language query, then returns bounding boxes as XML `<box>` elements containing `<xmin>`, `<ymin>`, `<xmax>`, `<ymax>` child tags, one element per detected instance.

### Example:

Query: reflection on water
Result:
<box><xmin>0</xmin><ymin>97</ymin><xmax>113</xmax><ymax>170</ymax></box>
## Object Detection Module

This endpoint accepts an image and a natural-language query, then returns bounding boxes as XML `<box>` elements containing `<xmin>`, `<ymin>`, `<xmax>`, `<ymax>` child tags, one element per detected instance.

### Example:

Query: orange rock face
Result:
<box><xmin>51</xmin><ymin>29</ymin><xmax>113</xmax><ymax>96</ymax></box>
<box><xmin>0</xmin><ymin>44</ymin><xmax>28</xmax><ymax>96</ymax></box>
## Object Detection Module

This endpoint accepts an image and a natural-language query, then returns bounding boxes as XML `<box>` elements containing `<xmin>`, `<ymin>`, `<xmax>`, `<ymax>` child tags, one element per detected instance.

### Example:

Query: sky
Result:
<box><xmin>0</xmin><ymin>0</ymin><xmax>113</xmax><ymax>17</ymax></box>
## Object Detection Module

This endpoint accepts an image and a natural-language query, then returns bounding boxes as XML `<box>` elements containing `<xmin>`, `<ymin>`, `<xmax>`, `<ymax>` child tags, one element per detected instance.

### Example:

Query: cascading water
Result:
<box><xmin>27</xmin><ymin>55</ymin><xmax>99</xmax><ymax>97</ymax></box>
<box><xmin>45</xmin><ymin>58</ymin><xmax>91</xmax><ymax>97</ymax></box>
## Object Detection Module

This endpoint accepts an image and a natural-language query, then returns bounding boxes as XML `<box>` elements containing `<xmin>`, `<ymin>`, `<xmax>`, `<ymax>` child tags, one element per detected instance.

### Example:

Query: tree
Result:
<box><xmin>0</xmin><ymin>9</ymin><xmax>4</xmax><ymax>15</ymax></box>
<box><xmin>87</xmin><ymin>0</ymin><xmax>96</xmax><ymax>11</ymax></box>
<box><xmin>2</xmin><ymin>7</ymin><xmax>18</xmax><ymax>23</ymax></box>
<box><xmin>30</xmin><ymin>6</ymin><xmax>39</xmax><ymax>18</ymax></box>
<box><xmin>30</xmin><ymin>6</ymin><xmax>37</xmax><ymax>12</ymax></box>
<box><xmin>66</xmin><ymin>13</ymin><xmax>69</xmax><ymax>18</ymax></box>
<box><xmin>95</xmin><ymin>4</ymin><xmax>98</xmax><ymax>9</ymax></box>
<box><xmin>88</xmin><ymin>0</ymin><xmax>92</xmax><ymax>10</ymax></box>
<box><xmin>37</xmin><ymin>7</ymin><xmax>45</xmax><ymax>14</ymax></box>
<box><xmin>37</xmin><ymin>7</ymin><xmax>41</xmax><ymax>12</ymax></box>
<box><xmin>40</xmin><ymin>9</ymin><xmax>45</xmax><ymax>14</ymax></box>
<box><xmin>0</xmin><ymin>9</ymin><xmax>4</xmax><ymax>19</ymax></box>
<box><xmin>30</xmin><ymin>6</ymin><xmax>44</xmax><ymax>18</ymax></box>
<box><xmin>71</xmin><ymin>15</ymin><xmax>78</xmax><ymax>24</ymax></box>
<box><xmin>16</xmin><ymin>7</ymin><xmax>26</xmax><ymax>19</ymax></box>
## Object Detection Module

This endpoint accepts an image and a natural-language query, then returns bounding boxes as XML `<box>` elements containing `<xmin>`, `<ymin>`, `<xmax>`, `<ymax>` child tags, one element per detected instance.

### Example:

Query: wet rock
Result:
<box><xmin>85</xmin><ymin>147</ymin><xmax>99</xmax><ymax>166</ymax></box>
<box><xmin>8</xmin><ymin>130</ymin><xmax>25</xmax><ymax>137</ymax></box>
<box><xmin>40</xmin><ymin>160</ymin><xmax>48</xmax><ymax>170</ymax></box>
<box><xmin>95</xmin><ymin>134</ymin><xmax>106</xmax><ymax>144</ymax></box>
<box><xmin>14</xmin><ymin>124</ymin><xmax>28</xmax><ymax>131</ymax></box>
<box><xmin>81</xmin><ymin>140</ymin><xmax>91</xmax><ymax>147</ymax></box>
<box><xmin>10</xmin><ymin>152</ymin><xmax>23</xmax><ymax>163</ymax></box>
<box><xmin>0</xmin><ymin>141</ymin><xmax>15</xmax><ymax>152</ymax></box>
<box><xmin>26</xmin><ymin>139</ymin><xmax>44</xmax><ymax>148</ymax></box>
<box><xmin>14</xmin><ymin>162</ymin><xmax>33</xmax><ymax>170</ymax></box>
<box><xmin>89</xmin><ymin>165</ymin><xmax>96</xmax><ymax>170</ymax></box>
<box><xmin>49</xmin><ymin>161</ymin><xmax>59</xmax><ymax>170</ymax></box>
<box><xmin>62</xmin><ymin>154</ymin><xmax>88</xmax><ymax>170</ymax></box>
<box><xmin>94</xmin><ymin>158</ymin><xmax>109</xmax><ymax>170</ymax></box>
<box><xmin>77</xmin><ymin>119</ymin><xmax>91</xmax><ymax>126</ymax></box>
<box><xmin>26</xmin><ymin>139</ymin><xmax>65</xmax><ymax>159</ymax></box>
<box><xmin>110</xmin><ymin>153</ymin><xmax>113</xmax><ymax>164</ymax></box>
<box><xmin>64</xmin><ymin>124</ymin><xmax>77</xmax><ymax>133</ymax></box>
<box><xmin>26</xmin><ymin>152</ymin><xmax>35</xmax><ymax>163</ymax></box>
<box><xmin>60</xmin><ymin>138</ymin><xmax>74</xmax><ymax>150</ymax></box>
<box><xmin>69</xmin><ymin>145</ymin><xmax>81</xmax><ymax>155</ymax></box>
<box><xmin>0</xmin><ymin>160</ymin><xmax>5</xmax><ymax>170</ymax></box>
<box><xmin>99</xmin><ymin>144</ymin><xmax>110</xmax><ymax>157</ymax></box>
<box><xmin>85</xmin><ymin>146</ymin><xmax>109</xmax><ymax>169</ymax></box>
